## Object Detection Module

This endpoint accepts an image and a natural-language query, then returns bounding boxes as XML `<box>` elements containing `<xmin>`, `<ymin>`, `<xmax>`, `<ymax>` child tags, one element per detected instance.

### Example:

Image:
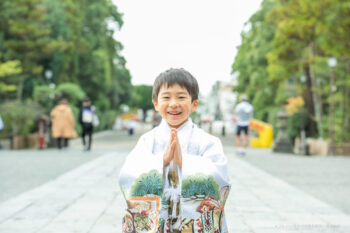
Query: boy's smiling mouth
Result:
<box><xmin>168</xmin><ymin>111</ymin><xmax>182</xmax><ymax>115</ymax></box>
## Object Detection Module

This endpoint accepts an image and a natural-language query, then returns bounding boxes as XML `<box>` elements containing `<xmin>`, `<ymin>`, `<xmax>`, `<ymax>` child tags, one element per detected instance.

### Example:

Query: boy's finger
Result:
<box><xmin>168</xmin><ymin>142</ymin><xmax>175</xmax><ymax>159</ymax></box>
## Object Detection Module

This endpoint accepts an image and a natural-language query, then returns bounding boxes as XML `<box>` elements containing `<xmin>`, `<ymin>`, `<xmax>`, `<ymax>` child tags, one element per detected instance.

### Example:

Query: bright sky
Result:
<box><xmin>113</xmin><ymin>0</ymin><xmax>262</xmax><ymax>95</ymax></box>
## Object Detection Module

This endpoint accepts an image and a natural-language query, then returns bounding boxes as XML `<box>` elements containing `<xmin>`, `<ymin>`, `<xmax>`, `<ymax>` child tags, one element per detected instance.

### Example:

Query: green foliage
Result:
<box><xmin>233</xmin><ymin>0</ymin><xmax>350</xmax><ymax>142</ymax></box>
<box><xmin>287</xmin><ymin>108</ymin><xmax>309</xmax><ymax>143</ymax></box>
<box><xmin>0</xmin><ymin>0</ymin><xmax>132</xmax><ymax>134</ymax></box>
<box><xmin>232</xmin><ymin>0</ymin><xmax>279</xmax><ymax>124</ymax></box>
<box><xmin>34</xmin><ymin>82</ymin><xmax>85</xmax><ymax>110</ymax></box>
<box><xmin>69</xmin><ymin>103</ymin><xmax>81</xmax><ymax>135</ymax></box>
<box><xmin>55</xmin><ymin>82</ymin><xmax>85</xmax><ymax>105</ymax></box>
<box><xmin>130</xmin><ymin>85</ymin><xmax>154</xmax><ymax>121</ymax></box>
<box><xmin>33</xmin><ymin>85</ymin><xmax>55</xmax><ymax>111</ymax></box>
<box><xmin>98</xmin><ymin>109</ymin><xmax>117</xmax><ymax>130</ymax></box>
<box><xmin>131</xmin><ymin>170</ymin><xmax>163</xmax><ymax>197</ymax></box>
<box><xmin>0</xmin><ymin>0</ymin><xmax>64</xmax><ymax>100</ymax></box>
<box><xmin>130</xmin><ymin>85</ymin><xmax>153</xmax><ymax>110</ymax></box>
<box><xmin>0</xmin><ymin>60</ymin><xmax>22</xmax><ymax>77</ymax></box>
<box><xmin>0</xmin><ymin>101</ymin><xmax>43</xmax><ymax>137</ymax></box>
<box><xmin>182</xmin><ymin>174</ymin><xmax>219</xmax><ymax>199</ymax></box>
<box><xmin>0</xmin><ymin>60</ymin><xmax>22</xmax><ymax>97</ymax></box>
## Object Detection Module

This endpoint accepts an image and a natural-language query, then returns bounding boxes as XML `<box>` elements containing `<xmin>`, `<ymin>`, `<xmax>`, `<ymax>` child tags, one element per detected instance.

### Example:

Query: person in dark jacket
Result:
<box><xmin>78</xmin><ymin>97</ymin><xmax>94</xmax><ymax>151</ymax></box>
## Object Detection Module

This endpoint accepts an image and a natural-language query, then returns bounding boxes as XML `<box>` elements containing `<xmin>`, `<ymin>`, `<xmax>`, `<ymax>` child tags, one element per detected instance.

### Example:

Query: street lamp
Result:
<box><xmin>43</xmin><ymin>69</ymin><xmax>55</xmax><ymax>148</ymax></box>
<box><xmin>328</xmin><ymin>57</ymin><xmax>337</xmax><ymax>156</ymax></box>
<box><xmin>49</xmin><ymin>83</ymin><xmax>56</xmax><ymax>100</ymax></box>
<box><xmin>45</xmin><ymin>69</ymin><xmax>53</xmax><ymax>82</ymax></box>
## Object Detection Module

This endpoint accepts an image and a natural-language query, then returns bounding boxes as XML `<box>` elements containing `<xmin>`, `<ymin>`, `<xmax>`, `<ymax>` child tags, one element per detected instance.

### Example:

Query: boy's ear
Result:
<box><xmin>152</xmin><ymin>99</ymin><xmax>159</xmax><ymax>111</ymax></box>
<box><xmin>191</xmin><ymin>99</ymin><xmax>199</xmax><ymax>112</ymax></box>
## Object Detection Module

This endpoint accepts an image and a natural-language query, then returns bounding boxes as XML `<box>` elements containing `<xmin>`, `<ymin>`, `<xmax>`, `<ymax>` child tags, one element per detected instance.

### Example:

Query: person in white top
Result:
<box><xmin>234</xmin><ymin>95</ymin><xmax>254</xmax><ymax>155</ymax></box>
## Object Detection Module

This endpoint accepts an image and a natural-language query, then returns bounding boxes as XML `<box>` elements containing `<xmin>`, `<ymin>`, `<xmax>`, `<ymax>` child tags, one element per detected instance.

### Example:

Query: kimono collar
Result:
<box><xmin>156</xmin><ymin>118</ymin><xmax>194</xmax><ymax>153</ymax></box>
<box><xmin>159</xmin><ymin>118</ymin><xmax>193</xmax><ymax>133</ymax></box>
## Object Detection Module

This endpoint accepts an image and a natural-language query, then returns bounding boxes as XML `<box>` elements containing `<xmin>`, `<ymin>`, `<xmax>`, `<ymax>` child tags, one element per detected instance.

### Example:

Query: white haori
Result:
<box><xmin>119</xmin><ymin>117</ymin><xmax>230</xmax><ymax>231</ymax></box>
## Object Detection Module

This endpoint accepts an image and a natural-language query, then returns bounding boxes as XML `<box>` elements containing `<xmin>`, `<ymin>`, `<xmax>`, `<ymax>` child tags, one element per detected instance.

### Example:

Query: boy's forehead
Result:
<box><xmin>159</xmin><ymin>83</ymin><xmax>189</xmax><ymax>93</ymax></box>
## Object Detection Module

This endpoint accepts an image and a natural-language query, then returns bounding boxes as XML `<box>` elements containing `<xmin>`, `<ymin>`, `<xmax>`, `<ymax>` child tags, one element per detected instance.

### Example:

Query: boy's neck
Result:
<box><xmin>163</xmin><ymin>118</ymin><xmax>192</xmax><ymax>129</ymax></box>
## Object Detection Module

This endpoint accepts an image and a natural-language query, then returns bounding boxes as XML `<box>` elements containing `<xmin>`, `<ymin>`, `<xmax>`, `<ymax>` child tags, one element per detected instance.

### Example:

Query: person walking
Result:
<box><xmin>78</xmin><ymin>97</ymin><xmax>96</xmax><ymax>151</ymax></box>
<box><xmin>0</xmin><ymin>113</ymin><xmax>3</xmax><ymax>149</ymax></box>
<box><xmin>50</xmin><ymin>99</ymin><xmax>77</xmax><ymax>149</ymax></box>
<box><xmin>234</xmin><ymin>95</ymin><xmax>254</xmax><ymax>155</ymax></box>
<box><xmin>127</xmin><ymin>118</ymin><xmax>136</xmax><ymax>136</ymax></box>
<box><xmin>0</xmin><ymin>113</ymin><xmax>4</xmax><ymax>132</ymax></box>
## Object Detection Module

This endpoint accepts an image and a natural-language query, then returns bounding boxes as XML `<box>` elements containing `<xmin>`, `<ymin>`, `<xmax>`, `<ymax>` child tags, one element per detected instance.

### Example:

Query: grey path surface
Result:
<box><xmin>220</xmin><ymin>135</ymin><xmax>350</xmax><ymax>215</ymax></box>
<box><xmin>234</xmin><ymin>147</ymin><xmax>350</xmax><ymax>215</ymax></box>
<box><xmin>1</xmin><ymin>127</ymin><xmax>350</xmax><ymax>232</ymax></box>
<box><xmin>225</xmin><ymin>153</ymin><xmax>350</xmax><ymax>233</ymax></box>
<box><xmin>0</xmin><ymin>149</ymin><xmax>103</xmax><ymax>203</ymax></box>
<box><xmin>0</xmin><ymin>129</ymin><xmax>141</xmax><ymax>203</ymax></box>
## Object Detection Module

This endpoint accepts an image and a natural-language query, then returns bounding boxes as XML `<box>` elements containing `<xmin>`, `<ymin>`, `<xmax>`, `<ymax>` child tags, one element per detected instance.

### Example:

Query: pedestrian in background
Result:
<box><xmin>0</xmin><ymin>113</ymin><xmax>4</xmax><ymax>131</ymax></box>
<box><xmin>234</xmin><ymin>95</ymin><xmax>254</xmax><ymax>155</ymax></box>
<box><xmin>127</xmin><ymin>118</ymin><xmax>136</xmax><ymax>136</ymax></box>
<box><xmin>78</xmin><ymin>97</ymin><xmax>97</xmax><ymax>151</ymax></box>
<box><xmin>50</xmin><ymin>99</ymin><xmax>77</xmax><ymax>149</ymax></box>
<box><xmin>0</xmin><ymin>113</ymin><xmax>3</xmax><ymax>149</ymax></box>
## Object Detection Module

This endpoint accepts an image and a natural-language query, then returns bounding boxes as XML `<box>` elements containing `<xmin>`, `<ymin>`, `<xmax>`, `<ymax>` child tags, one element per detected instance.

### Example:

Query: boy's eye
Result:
<box><xmin>178</xmin><ymin>96</ymin><xmax>186</xmax><ymax>99</ymax></box>
<box><xmin>162</xmin><ymin>96</ymin><xmax>170</xmax><ymax>99</ymax></box>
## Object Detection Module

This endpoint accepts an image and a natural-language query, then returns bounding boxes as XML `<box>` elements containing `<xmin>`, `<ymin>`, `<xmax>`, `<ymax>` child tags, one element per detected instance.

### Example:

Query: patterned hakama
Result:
<box><xmin>119</xmin><ymin>118</ymin><xmax>230</xmax><ymax>233</ymax></box>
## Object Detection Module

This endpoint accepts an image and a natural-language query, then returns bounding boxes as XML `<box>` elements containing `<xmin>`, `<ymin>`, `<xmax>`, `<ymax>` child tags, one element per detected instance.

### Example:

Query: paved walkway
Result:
<box><xmin>1</xmin><ymin>149</ymin><xmax>350</xmax><ymax>232</ymax></box>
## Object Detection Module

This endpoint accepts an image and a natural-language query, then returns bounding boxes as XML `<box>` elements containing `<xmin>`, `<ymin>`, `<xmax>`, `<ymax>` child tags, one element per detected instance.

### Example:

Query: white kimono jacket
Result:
<box><xmin>119</xmin><ymin>118</ymin><xmax>230</xmax><ymax>233</ymax></box>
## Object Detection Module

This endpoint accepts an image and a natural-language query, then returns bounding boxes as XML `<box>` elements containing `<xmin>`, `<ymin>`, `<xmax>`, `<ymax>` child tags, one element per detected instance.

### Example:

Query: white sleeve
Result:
<box><xmin>182</xmin><ymin>136</ymin><xmax>230</xmax><ymax>186</ymax></box>
<box><xmin>119</xmin><ymin>133</ymin><xmax>164</xmax><ymax>196</ymax></box>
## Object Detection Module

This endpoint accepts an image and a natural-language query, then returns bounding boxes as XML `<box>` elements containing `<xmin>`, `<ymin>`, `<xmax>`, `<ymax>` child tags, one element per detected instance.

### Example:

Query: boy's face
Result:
<box><xmin>153</xmin><ymin>84</ymin><xmax>198</xmax><ymax>129</ymax></box>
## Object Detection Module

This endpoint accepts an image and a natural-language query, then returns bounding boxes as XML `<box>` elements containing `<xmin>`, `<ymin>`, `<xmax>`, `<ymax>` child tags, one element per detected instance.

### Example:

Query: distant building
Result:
<box><xmin>199</xmin><ymin>80</ymin><xmax>237</xmax><ymax>134</ymax></box>
<box><xmin>207</xmin><ymin>80</ymin><xmax>237</xmax><ymax>121</ymax></box>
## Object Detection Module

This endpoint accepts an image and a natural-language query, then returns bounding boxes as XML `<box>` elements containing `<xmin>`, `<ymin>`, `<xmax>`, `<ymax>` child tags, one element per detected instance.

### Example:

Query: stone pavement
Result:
<box><xmin>1</xmin><ymin>149</ymin><xmax>350</xmax><ymax>232</ymax></box>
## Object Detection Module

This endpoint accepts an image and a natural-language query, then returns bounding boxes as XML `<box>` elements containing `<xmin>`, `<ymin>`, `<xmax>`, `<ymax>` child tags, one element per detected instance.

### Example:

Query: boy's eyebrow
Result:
<box><xmin>160</xmin><ymin>91</ymin><xmax>189</xmax><ymax>95</ymax></box>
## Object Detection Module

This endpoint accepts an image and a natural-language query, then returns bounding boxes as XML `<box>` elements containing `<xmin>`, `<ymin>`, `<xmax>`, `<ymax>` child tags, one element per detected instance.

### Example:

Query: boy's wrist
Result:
<box><xmin>163</xmin><ymin>155</ymin><xmax>171</xmax><ymax>167</ymax></box>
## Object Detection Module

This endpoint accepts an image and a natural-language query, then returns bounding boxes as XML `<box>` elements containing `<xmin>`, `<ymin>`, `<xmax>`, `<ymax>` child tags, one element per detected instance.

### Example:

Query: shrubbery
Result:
<box><xmin>0</xmin><ymin>101</ymin><xmax>43</xmax><ymax>137</ymax></box>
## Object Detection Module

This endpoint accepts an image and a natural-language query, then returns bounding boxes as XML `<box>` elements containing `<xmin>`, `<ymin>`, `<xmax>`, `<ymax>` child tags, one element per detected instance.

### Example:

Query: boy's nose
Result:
<box><xmin>169</xmin><ymin>99</ymin><xmax>178</xmax><ymax>107</ymax></box>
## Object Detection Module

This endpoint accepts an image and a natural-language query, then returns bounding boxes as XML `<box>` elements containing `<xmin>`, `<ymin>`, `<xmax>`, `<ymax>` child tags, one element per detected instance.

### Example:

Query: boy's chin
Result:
<box><xmin>167</xmin><ymin>119</ymin><xmax>188</xmax><ymax>128</ymax></box>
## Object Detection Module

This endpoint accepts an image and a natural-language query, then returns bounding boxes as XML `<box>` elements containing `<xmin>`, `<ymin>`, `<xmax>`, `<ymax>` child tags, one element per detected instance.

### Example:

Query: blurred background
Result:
<box><xmin>0</xmin><ymin>0</ymin><xmax>349</xmax><ymax>155</ymax></box>
<box><xmin>1</xmin><ymin>0</ymin><xmax>350</xmax><ymax>232</ymax></box>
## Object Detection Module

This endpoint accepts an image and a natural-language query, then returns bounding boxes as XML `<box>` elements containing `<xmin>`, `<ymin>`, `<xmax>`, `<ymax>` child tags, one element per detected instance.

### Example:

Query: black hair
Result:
<box><xmin>152</xmin><ymin>68</ymin><xmax>199</xmax><ymax>102</ymax></box>
<box><xmin>83</xmin><ymin>97</ymin><xmax>91</xmax><ymax>102</ymax></box>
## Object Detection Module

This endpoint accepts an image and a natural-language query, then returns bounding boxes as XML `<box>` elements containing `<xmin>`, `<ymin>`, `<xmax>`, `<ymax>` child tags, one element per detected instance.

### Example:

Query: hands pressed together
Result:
<box><xmin>163</xmin><ymin>128</ymin><xmax>182</xmax><ymax>168</ymax></box>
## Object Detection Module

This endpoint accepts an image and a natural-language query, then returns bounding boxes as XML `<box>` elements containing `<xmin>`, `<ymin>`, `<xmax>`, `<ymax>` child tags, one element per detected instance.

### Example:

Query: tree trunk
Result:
<box><xmin>309</xmin><ymin>42</ymin><xmax>323</xmax><ymax>138</ymax></box>
<box><xmin>17</xmin><ymin>80</ymin><xmax>23</xmax><ymax>101</ymax></box>
<box><xmin>303</xmin><ymin>64</ymin><xmax>317</xmax><ymax>137</ymax></box>
<box><xmin>310</xmin><ymin>69</ymin><xmax>323</xmax><ymax>139</ymax></box>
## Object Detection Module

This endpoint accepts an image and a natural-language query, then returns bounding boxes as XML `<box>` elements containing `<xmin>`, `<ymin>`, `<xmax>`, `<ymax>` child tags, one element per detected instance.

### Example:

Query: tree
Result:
<box><xmin>232</xmin><ymin>0</ymin><xmax>279</xmax><ymax>124</ymax></box>
<box><xmin>0</xmin><ymin>60</ymin><xmax>22</xmax><ymax>100</ymax></box>
<box><xmin>0</xmin><ymin>0</ymin><xmax>132</xmax><ymax>138</ymax></box>
<box><xmin>233</xmin><ymin>0</ymin><xmax>350</xmax><ymax>142</ymax></box>
<box><xmin>1</xmin><ymin>0</ymin><xmax>63</xmax><ymax>100</ymax></box>
<box><xmin>130</xmin><ymin>85</ymin><xmax>154</xmax><ymax>122</ymax></box>
<box><xmin>266</xmin><ymin>0</ymin><xmax>324</xmax><ymax>137</ymax></box>
<box><xmin>0</xmin><ymin>101</ymin><xmax>43</xmax><ymax>137</ymax></box>
<box><xmin>267</xmin><ymin>0</ymin><xmax>350</xmax><ymax>140</ymax></box>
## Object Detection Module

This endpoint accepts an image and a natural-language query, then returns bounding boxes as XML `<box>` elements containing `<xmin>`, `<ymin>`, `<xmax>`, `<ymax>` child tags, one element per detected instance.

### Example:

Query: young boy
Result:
<box><xmin>119</xmin><ymin>68</ymin><xmax>230</xmax><ymax>233</ymax></box>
